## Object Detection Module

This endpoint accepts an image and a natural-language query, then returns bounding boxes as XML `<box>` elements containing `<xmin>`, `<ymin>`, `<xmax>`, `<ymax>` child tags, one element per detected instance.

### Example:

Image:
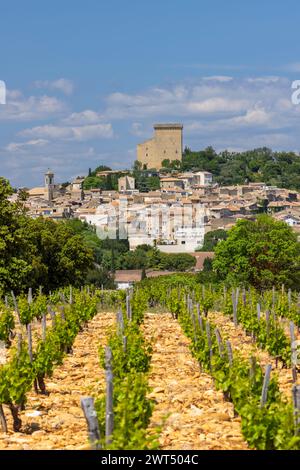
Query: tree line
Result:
<box><xmin>84</xmin><ymin>146</ymin><xmax>300</xmax><ymax>193</ymax></box>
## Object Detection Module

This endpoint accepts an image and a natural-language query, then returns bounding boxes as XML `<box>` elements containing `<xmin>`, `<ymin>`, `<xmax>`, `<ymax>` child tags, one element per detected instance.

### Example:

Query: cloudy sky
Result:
<box><xmin>1</xmin><ymin>0</ymin><xmax>300</xmax><ymax>187</ymax></box>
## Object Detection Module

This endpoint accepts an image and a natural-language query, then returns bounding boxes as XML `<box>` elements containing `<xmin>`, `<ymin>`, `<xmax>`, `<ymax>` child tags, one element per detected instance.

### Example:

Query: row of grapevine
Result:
<box><xmin>131</xmin><ymin>276</ymin><xmax>300</xmax><ymax>450</ymax></box>
<box><xmin>82</xmin><ymin>288</ymin><xmax>158</xmax><ymax>450</ymax></box>
<box><xmin>0</xmin><ymin>286</ymin><xmax>124</xmax><ymax>433</ymax></box>
<box><xmin>140</xmin><ymin>276</ymin><xmax>300</xmax><ymax>371</ymax></box>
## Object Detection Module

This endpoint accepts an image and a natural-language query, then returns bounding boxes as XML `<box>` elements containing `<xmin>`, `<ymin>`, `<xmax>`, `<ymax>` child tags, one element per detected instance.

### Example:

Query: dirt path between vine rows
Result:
<box><xmin>207</xmin><ymin>311</ymin><xmax>296</xmax><ymax>399</ymax></box>
<box><xmin>0</xmin><ymin>312</ymin><xmax>115</xmax><ymax>450</ymax></box>
<box><xmin>144</xmin><ymin>312</ymin><xmax>248</xmax><ymax>450</ymax></box>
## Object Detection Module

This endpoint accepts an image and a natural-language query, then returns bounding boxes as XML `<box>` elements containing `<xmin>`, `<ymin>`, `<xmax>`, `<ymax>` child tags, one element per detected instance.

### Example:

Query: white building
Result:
<box><xmin>192</xmin><ymin>171</ymin><xmax>213</xmax><ymax>187</ymax></box>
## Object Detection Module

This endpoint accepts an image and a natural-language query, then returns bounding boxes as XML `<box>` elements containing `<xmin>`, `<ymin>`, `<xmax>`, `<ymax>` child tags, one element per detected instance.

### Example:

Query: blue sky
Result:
<box><xmin>1</xmin><ymin>0</ymin><xmax>300</xmax><ymax>187</ymax></box>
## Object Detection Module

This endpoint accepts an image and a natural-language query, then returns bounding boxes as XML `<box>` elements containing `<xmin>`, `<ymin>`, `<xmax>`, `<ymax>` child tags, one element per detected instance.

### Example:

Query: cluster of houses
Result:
<box><xmin>11</xmin><ymin>169</ymin><xmax>300</xmax><ymax>252</ymax></box>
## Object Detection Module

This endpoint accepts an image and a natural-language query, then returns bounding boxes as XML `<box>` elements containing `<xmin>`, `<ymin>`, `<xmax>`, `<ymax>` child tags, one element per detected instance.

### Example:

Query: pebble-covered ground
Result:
<box><xmin>144</xmin><ymin>312</ymin><xmax>248</xmax><ymax>450</ymax></box>
<box><xmin>0</xmin><ymin>312</ymin><xmax>115</xmax><ymax>450</ymax></box>
<box><xmin>3</xmin><ymin>310</ymin><xmax>283</xmax><ymax>450</ymax></box>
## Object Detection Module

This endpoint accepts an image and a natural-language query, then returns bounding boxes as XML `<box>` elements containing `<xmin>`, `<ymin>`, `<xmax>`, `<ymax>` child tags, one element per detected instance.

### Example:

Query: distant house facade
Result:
<box><xmin>192</xmin><ymin>171</ymin><xmax>213</xmax><ymax>187</ymax></box>
<box><xmin>118</xmin><ymin>175</ymin><xmax>135</xmax><ymax>192</ymax></box>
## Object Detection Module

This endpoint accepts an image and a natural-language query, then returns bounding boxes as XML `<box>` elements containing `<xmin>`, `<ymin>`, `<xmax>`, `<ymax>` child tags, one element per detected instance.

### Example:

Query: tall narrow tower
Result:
<box><xmin>44</xmin><ymin>169</ymin><xmax>54</xmax><ymax>202</ymax></box>
<box><xmin>137</xmin><ymin>123</ymin><xmax>183</xmax><ymax>169</ymax></box>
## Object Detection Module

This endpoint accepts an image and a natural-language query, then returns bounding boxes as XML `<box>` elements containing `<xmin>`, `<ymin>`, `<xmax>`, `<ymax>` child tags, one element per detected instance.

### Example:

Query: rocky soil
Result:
<box><xmin>0</xmin><ymin>312</ymin><xmax>115</xmax><ymax>450</ymax></box>
<box><xmin>2</xmin><ymin>310</ymin><xmax>276</xmax><ymax>450</ymax></box>
<box><xmin>144</xmin><ymin>312</ymin><xmax>248</xmax><ymax>450</ymax></box>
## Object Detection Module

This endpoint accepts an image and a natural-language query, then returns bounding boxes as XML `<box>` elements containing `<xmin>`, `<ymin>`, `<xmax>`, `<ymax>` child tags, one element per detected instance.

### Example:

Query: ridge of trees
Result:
<box><xmin>84</xmin><ymin>146</ymin><xmax>300</xmax><ymax>192</ymax></box>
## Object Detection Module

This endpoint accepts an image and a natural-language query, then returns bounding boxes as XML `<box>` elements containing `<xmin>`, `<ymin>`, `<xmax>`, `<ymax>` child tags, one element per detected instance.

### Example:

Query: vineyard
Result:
<box><xmin>0</xmin><ymin>276</ymin><xmax>300</xmax><ymax>450</ymax></box>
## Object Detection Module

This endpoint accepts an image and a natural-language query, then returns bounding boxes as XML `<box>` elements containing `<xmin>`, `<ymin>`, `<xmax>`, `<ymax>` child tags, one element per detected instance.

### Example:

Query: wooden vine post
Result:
<box><xmin>81</xmin><ymin>397</ymin><xmax>101</xmax><ymax>449</ymax></box>
<box><xmin>27</xmin><ymin>323</ymin><xmax>33</xmax><ymax>363</ymax></box>
<box><xmin>0</xmin><ymin>405</ymin><xmax>7</xmax><ymax>433</ymax></box>
<box><xmin>11</xmin><ymin>291</ymin><xmax>23</xmax><ymax>338</ymax></box>
<box><xmin>27</xmin><ymin>287</ymin><xmax>33</xmax><ymax>305</ymax></box>
<box><xmin>126</xmin><ymin>292</ymin><xmax>132</xmax><ymax>321</ymax></box>
<box><xmin>214</xmin><ymin>328</ymin><xmax>224</xmax><ymax>358</ymax></box>
<box><xmin>27</xmin><ymin>323</ymin><xmax>39</xmax><ymax>394</ymax></box>
<box><xmin>226</xmin><ymin>340</ymin><xmax>233</xmax><ymax>367</ymax></box>
<box><xmin>288</xmin><ymin>289</ymin><xmax>292</xmax><ymax>310</ymax></box>
<box><xmin>232</xmin><ymin>289</ymin><xmax>238</xmax><ymax>326</ymax></box>
<box><xmin>196</xmin><ymin>304</ymin><xmax>204</xmax><ymax>333</ymax></box>
<box><xmin>260</xmin><ymin>364</ymin><xmax>272</xmax><ymax>407</ymax></box>
<box><xmin>257</xmin><ymin>303</ymin><xmax>261</xmax><ymax>321</ymax></box>
<box><xmin>206</xmin><ymin>322</ymin><xmax>213</xmax><ymax>372</ymax></box>
<box><xmin>116</xmin><ymin>309</ymin><xmax>124</xmax><ymax>336</ymax></box>
<box><xmin>105</xmin><ymin>346</ymin><xmax>114</xmax><ymax>446</ymax></box>
<box><xmin>47</xmin><ymin>305</ymin><xmax>56</xmax><ymax>328</ymax></box>
<box><xmin>41</xmin><ymin>314</ymin><xmax>47</xmax><ymax>341</ymax></box>
<box><xmin>292</xmin><ymin>385</ymin><xmax>300</xmax><ymax>436</ymax></box>
<box><xmin>290</xmin><ymin>321</ymin><xmax>298</xmax><ymax>383</ymax></box>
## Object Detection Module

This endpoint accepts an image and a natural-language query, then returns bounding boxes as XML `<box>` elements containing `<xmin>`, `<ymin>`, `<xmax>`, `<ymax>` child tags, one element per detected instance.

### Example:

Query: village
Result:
<box><xmin>11</xmin><ymin>123</ymin><xmax>300</xmax><ymax>265</ymax></box>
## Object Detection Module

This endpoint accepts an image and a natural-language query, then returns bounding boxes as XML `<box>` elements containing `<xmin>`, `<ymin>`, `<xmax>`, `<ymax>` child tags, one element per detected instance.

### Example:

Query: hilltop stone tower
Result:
<box><xmin>44</xmin><ymin>169</ymin><xmax>54</xmax><ymax>202</ymax></box>
<box><xmin>137</xmin><ymin>123</ymin><xmax>183</xmax><ymax>169</ymax></box>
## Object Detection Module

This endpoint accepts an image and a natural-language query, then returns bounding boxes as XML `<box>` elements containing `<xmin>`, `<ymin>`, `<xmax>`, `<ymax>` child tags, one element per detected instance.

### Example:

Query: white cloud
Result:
<box><xmin>20</xmin><ymin>123</ymin><xmax>114</xmax><ymax>141</ymax></box>
<box><xmin>202</xmin><ymin>76</ymin><xmax>233</xmax><ymax>82</ymax></box>
<box><xmin>34</xmin><ymin>78</ymin><xmax>74</xmax><ymax>95</ymax></box>
<box><xmin>186</xmin><ymin>97</ymin><xmax>248</xmax><ymax>114</ymax></box>
<box><xmin>103</xmin><ymin>83</ymin><xmax>251</xmax><ymax>120</ymax></box>
<box><xmin>246</xmin><ymin>77</ymin><xmax>280</xmax><ymax>84</ymax></box>
<box><xmin>0</xmin><ymin>92</ymin><xmax>66</xmax><ymax>121</ymax></box>
<box><xmin>101</xmin><ymin>77</ymin><xmax>300</xmax><ymax>136</ymax></box>
<box><xmin>6</xmin><ymin>139</ymin><xmax>49</xmax><ymax>152</ymax></box>
<box><xmin>62</xmin><ymin>110</ymin><xmax>103</xmax><ymax>125</ymax></box>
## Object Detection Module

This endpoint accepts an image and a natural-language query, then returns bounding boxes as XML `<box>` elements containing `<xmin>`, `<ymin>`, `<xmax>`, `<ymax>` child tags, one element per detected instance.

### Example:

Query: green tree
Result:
<box><xmin>161</xmin><ymin>159</ymin><xmax>170</xmax><ymax>168</ymax></box>
<box><xmin>213</xmin><ymin>215</ymin><xmax>300</xmax><ymax>290</ymax></box>
<box><xmin>196</xmin><ymin>257</ymin><xmax>219</xmax><ymax>284</ymax></box>
<box><xmin>198</xmin><ymin>229</ymin><xmax>228</xmax><ymax>251</ymax></box>
<box><xmin>133</xmin><ymin>160</ymin><xmax>142</xmax><ymax>172</ymax></box>
<box><xmin>159</xmin><ymin>253</ymin><xmax>196</xmax><ymax>271</ymax></box>
<box><xmin>23</xmin><ymin>217</ymin><xmax>94</xmax><ymax>290</ymax></box>
<box><xmin>0</xmin><ymin>178</ymin><xmax>33</xmax><ymax>294</ymax></box>
<box><xmin>85</xmin><ymin>266</ymin><xmax>115</xmax><ymax>289</ymax></box>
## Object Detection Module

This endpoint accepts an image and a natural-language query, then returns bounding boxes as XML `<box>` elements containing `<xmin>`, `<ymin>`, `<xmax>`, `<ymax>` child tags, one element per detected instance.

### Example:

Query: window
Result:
<box><xmin>181</xmin><ymin>241</ymin><xmax>185</xmax><ymax>245</ymax></box>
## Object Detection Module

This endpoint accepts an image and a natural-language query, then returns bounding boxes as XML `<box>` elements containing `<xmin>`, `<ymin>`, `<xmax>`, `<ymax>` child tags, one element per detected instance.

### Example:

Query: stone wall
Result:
<box><xmin>137</xmin><ymin>124</ymin><xmax>183</xmax><ymax>169</ymax></box>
